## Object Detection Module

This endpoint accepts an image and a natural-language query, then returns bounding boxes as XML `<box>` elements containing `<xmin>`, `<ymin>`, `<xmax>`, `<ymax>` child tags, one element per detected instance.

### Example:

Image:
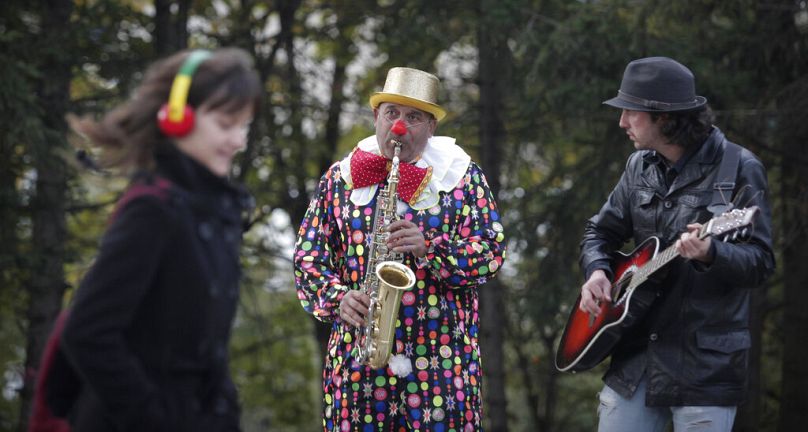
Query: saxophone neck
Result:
<box><xmin>386</xmin><ymin>141</ymin><xmax>402</xmax><ymax>199</ymax></box>
<box><xmin>391</xmin><ymin>141</ymin><xmax>402</xmax><ymax>172</ymax></box>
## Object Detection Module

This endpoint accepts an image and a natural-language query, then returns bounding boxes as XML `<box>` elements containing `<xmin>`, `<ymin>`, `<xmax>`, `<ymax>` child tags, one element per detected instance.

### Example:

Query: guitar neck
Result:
<box><xmin>631</xmin><ymin>244</ymin><xmax>680</xmax><ymax>288</ymax></box>
<box><xmin>626</xmin><ymin>206</ymin><xmax>758</xmax><ymax>290</ymax></box>
<box><xmin>631</xmin><ymin>223</ymin><xmax>714</xmax><ymax>287</ymax></box>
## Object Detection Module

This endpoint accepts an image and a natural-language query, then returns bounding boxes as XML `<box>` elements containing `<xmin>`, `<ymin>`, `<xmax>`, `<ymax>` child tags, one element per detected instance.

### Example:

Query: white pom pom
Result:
<box><xmin>388</xmin><ymin>354</ymin><xmax>412</xmax><ymax>378</ymax></box>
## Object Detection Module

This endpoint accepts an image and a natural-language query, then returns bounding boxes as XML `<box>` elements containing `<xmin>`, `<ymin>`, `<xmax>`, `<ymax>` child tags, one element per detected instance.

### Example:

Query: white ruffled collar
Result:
<box><xmin>340</xmin><ymin>135</ymin><xmax>471</xmax><ymax>210</ymax></box>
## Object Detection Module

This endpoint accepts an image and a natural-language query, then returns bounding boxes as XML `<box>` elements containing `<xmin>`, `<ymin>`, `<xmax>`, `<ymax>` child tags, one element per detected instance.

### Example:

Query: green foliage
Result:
<box><xmin>230</xmin><ymin>284</ymin><xmax>321</xmax><ymax>431</ymax></box>
<box><xmin>64</xmin><ymin>174</ymin><xmax>129</xmax><ymax>291</ymax></box>
<box><xmin>1</xmin><ymin>0</ymin><xmax>805</xmax><ymax>430</ymax></box>
<box><xmin>0</xmin><ymin>6</ymin><xmax>46</xmax><ymax>428</ymax></box>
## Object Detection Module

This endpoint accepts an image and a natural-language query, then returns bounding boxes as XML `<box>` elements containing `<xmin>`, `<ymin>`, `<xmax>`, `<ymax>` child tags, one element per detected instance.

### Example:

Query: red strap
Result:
<box><xmin>28</xmin><ymin>311</ymin><xmax>71</xmax><ymax>432</ymax></box>
<box><xmin>109</xmin><ymin>177</ymin><xmax>173</xmax><ymax>224</ymax></box>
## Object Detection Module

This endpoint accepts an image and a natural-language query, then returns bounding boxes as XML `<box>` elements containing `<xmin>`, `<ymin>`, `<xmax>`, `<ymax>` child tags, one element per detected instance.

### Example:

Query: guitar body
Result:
<box><xmin>555</xmin><ymin>237</ymin><xmax>661</xmax><ymax>373</ymax></box>
<box><xmin>555</xmin><ymin>206</ymin><xmax>758</xmax><ymax>373</ymax></box>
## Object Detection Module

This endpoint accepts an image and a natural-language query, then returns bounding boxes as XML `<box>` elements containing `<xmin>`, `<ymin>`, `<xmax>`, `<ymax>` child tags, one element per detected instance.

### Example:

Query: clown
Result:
<box><xmin>294</xmin><ymin>67</ymin><xmax>506</xmax><ymax>432</ymax></box>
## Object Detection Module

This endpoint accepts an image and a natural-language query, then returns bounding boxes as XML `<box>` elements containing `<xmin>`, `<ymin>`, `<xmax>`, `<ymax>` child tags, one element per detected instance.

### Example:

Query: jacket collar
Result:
<box><xmin>641</xmin><ymin>126</ymin><xmax>724</xmax><ymax>196</ymax></box>
<box><xmin>153</xmin><ymin>145</ymin><xmax>241</xmax><ymax>193</ymax></box>
<box><xmin>152</xmin><ymin>145</ymin><xmax>253</xmax><ymax>219</ymax></box>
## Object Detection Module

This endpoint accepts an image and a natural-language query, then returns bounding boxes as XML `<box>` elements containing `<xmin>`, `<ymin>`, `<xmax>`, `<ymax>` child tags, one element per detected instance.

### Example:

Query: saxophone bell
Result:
<box><xmin>364</xmin><ymin>261</ymin><xmax>415</xmax><ymax>369</ymax></box>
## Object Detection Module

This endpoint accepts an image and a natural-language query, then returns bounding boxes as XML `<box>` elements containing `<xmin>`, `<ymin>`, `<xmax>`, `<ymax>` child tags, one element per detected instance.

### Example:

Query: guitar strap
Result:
<box><xmin>707</xmin><ymin>139</ymin><xmax>742</xmax><ymax>217</ymax></box>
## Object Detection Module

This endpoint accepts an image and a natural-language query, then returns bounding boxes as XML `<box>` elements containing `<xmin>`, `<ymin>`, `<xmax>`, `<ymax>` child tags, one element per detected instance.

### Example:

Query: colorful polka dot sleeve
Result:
<box><xmin>294</xmin><ymin>160</ymin><xmax>506</xmax><ymax>432</ymax></box>
<box><xmin>417</xmin><ymin>169</ymin><xmax>505</xmax><ymax>288</ymax></box>
<box><xmin>295</xmin><ymin>165</ymin><xmax>349</xmax><ymax>322</ymax></box>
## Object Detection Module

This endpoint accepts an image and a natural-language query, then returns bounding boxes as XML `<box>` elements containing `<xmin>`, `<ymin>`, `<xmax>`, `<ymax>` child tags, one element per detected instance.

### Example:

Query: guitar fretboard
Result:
<box><xmin>629</xmin><ymin>222</ymin><xmax>718</xmax><ymax>289</ymax></box>
<box><xmin>630</xmin><ymin>245</ymin><xmax>679</xmax><ymax>289</ymax></box>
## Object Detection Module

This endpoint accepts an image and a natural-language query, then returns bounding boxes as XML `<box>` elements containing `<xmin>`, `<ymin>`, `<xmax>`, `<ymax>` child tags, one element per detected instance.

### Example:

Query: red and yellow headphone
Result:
<box><xmin>156</xmin><ymin>50</ymin><xmax>212</xmax><ymax>137</ymax></box>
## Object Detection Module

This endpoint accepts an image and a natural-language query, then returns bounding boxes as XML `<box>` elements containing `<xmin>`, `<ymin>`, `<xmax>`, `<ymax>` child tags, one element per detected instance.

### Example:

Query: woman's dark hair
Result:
<box><xmin>70</xmin><ymin>47</ymin><xmax>262</xmax><ymax>172</ymax></box>
<box><xmin>650</xmin><ymin>105</ymin><xmax>714</xmax><ymax>150</ymax></box>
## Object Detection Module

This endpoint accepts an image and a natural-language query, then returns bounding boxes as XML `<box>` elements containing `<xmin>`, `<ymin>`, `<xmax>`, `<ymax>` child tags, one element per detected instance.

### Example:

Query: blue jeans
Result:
<box><xmin>597</xmin><ymin>379</ymin><xmax>737</xmax><ymax>432</ymax></box>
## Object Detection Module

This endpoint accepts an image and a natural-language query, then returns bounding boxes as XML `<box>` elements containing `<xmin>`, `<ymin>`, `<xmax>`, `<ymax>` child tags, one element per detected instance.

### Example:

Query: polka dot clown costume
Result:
<box><xmin>295</xmin><ymin>135</ymin><xmax>506</xmax><ymax>432</ymax></box>
<box><xmin>295</xmin><ymin>67</ymin><xmax>505</xmax><ymax>432</ymax></box>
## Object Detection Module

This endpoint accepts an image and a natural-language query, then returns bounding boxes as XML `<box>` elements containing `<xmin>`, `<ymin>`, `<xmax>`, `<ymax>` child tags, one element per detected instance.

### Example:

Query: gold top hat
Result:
<box><xmin>369</xmin><ymin>67</ymin><xmax>447</xmax><ymax>121</ymax></box>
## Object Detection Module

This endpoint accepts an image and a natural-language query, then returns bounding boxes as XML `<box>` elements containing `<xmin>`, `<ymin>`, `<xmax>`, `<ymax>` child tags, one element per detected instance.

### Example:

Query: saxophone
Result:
<box><xmin>356</xmin><ymin>140</ymin><xmax>416</xmax><ymax>369</ymax></box>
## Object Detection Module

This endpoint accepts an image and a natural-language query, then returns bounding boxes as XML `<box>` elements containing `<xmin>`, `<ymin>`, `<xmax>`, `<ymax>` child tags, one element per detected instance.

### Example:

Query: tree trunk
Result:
<box><xmin>540</xmin><ymin>334</ymin><xmax>560</xmax><ymax>432</ymax></box>
<box><xmin>776</xmin><ymin>78</ymin><xmax>808</xmax><ymax>432</ymax></box>
<box><xmin>510</xmin><ymin>321</ymin><xmax>542</xmax><ymax>430</ymax></box>
<box><xmin>236</xmin><ymin>2</ymin><xmax>287</xmax><ymax>184</ymax></box>
<box><xmin>322</xmin><ymin>59</ymin><xmax>346</xmax><ymax>178</ymax></box>
<box><xmin>277</xmin><ymin>0</ymin><xmax>308</xmax><ymax>224</ymax></box>
<box><xmin>734</xmin><ymin>287</ymin><xmax>766</xmax><ymax>432</ymax></box>
<box><xmin>17</xmin><ymin>1</ymin><xmax>74</xmax><ymax>430</ymax></box>
<box><xmin>477</xmin><ymin>1</ymin><xmax>510</xmax><ymax>429</ymax></box>
<box><xmin>154</xmin><ymin>0</ymin><xmax>176</xmax><ymax>56</ymax></box>
<box><xmin>0</xmin><ymin>18</ymin><xmax>27</xmax><ymax>311</ymax></box>
<box><xmin>154</xmin><ymin>0</ymin><xmax>190</xmax><ymax>56</ymax></box>
<box><xmin>176</xmin><ymin>0</ymin><xmax>190</xmax><ymax>50</ymax></box>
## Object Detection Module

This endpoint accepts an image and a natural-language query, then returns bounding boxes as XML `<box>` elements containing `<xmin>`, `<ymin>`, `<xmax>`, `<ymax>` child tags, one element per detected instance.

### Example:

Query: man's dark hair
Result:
<box><xmin>651</xmin><ymin>106</ymin><xmax>714</xmax><ymax>149</ymax></box>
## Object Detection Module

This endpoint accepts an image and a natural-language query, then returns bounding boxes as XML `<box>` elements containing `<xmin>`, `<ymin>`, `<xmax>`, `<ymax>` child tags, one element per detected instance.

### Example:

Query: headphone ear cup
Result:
<box><xmin>157</xmin><ymin>104</ymin><xmax>196</xmax><ymax>137</ymax></box>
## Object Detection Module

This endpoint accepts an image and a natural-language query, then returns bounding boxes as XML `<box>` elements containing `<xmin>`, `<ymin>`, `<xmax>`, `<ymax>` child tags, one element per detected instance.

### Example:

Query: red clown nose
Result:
<box><xmin>391</xmin><ymin>120</ymin><xmax>407</xmax><ymax>136</ymax></box>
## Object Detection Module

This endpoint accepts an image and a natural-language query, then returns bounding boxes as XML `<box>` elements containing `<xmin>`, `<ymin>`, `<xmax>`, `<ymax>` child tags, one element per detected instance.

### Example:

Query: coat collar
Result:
<box><xmin>640</xmin><ymin>126</ymin><xmax>724</xmax><ymax>196</ymax></box>
<box><xmin>152</xmin><ymin>145</ymin><xmax>253</xmax><ymax>220</ymax></box>
<box><xmin>153</xmin><ymin>145</ymin><xmax>243</xmax><ymax>195</ymax></box>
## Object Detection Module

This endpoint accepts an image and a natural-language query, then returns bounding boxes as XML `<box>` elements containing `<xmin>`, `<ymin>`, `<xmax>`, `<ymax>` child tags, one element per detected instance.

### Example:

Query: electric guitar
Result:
<box><xmin>555</xmin><ymin>206</ymin><xmax>759</xmax><ymax>373</ymax></box>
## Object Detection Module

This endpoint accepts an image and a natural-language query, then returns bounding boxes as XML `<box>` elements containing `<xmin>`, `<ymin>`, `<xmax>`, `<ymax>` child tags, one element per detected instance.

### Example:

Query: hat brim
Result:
<box><xmin>603</xmin><ymin>95</ymin><xmax>707</xmax><ymax>112</ymax></box>
<box><xmin>370</xmin><ymin>92</ymin><xmax>447</xmax><ymax>121</ymax></box>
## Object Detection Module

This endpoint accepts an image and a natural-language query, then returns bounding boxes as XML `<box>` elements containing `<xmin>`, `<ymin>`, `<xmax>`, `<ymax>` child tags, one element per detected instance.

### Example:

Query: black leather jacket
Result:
<box><xmin>579</xmin><ymin>127</ymin><xmax>775</xmax><ymax>406</ymax></box>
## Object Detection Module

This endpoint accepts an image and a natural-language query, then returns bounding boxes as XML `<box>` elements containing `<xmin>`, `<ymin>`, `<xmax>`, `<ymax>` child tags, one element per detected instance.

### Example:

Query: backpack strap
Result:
<box><xmin>109</xmin><ymin>175</ymin><xmax>174</xmax><ymax>224</ymax></box>
<box><xmin>707</xmin><ymin>140</ymin><xmax>742</xmax><ymax>217</ymax></box>
<box><xmin>29</xmin><ymin>310</ymin><xmax>73</xmax><ymax>432</ymax></box>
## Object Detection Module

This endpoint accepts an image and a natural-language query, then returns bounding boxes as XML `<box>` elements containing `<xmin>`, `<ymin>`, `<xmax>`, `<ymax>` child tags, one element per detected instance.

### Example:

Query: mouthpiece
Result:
<box><xmin>391</xmin><ymin>120</ymin><xmax>407</xmax><ymax>136</ymax></box>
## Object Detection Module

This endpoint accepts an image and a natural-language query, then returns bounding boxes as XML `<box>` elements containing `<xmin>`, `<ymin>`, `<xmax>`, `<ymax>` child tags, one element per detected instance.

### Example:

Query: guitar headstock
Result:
<box><xmin>702</xmin><ymin>206</ymin><xmax>759</xmax><ymax>241</ymax></box>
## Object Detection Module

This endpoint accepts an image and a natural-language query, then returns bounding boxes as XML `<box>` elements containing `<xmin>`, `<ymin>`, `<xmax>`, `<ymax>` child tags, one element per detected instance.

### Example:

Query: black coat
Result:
<box><xmin>580</xmin><ymin>127</ymin><xmax>775</xmax><ymax>406</ymax></box>
<box><xmin>61</xmin><ymin>147</ymin><xmax>252</xmax><ymax>431</ymax></box>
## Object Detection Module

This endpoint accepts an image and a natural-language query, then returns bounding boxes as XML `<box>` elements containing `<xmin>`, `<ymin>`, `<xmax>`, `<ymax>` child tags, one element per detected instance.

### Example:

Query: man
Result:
<box><xmin>294</xmin><ymin>67</ymin><xmax>505</xmax><ymax>431</ymax></box>
<box><xmin>579</xmin><ymin>56</ymin><xmax>775</xmax><ymax>431</ymax></box>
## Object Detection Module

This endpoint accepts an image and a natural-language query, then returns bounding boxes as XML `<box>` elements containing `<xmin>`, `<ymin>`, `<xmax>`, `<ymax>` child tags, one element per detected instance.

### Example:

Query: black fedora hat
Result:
<box><xmin>603</xmin><ymin>57</ymin><xmax>707</xmax><ymax>112</ymax></box>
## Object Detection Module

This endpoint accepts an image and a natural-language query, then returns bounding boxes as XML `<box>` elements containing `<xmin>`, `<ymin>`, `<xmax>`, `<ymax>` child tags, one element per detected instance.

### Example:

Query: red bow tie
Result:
<box><xmin>349</xmin><ymin>148</ymin><xmax>432</xmax><ymax>205</ymax></box>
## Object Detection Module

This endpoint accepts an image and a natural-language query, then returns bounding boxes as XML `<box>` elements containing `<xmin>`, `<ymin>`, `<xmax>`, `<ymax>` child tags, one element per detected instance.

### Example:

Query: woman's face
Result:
<box><xmin>174</xmin><ymin>104</ymin><xmax>253</xmax><ymax>177</ymax></box>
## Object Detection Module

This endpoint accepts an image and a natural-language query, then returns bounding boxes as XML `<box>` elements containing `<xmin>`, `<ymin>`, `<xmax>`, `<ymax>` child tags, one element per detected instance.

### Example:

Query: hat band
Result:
<box><xmin>618</xmin><ymin>90</ymin><xmax>698</xmax><ymax>110</ymax></box>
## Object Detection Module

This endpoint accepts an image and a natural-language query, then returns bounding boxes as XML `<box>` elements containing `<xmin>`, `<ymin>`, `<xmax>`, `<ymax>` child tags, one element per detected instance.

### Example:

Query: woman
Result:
<box><xmin>60</xmin><ymin>47</ymin><xmax>261</xmax><ymax>432</ymax></box>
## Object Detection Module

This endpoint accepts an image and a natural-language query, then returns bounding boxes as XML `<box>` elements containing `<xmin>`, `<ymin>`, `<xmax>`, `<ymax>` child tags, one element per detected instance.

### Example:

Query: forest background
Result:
<box><xmin>1</xmin><ymin>0</ymin><xmax>807</xmax><ymax>431</ymax></box>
